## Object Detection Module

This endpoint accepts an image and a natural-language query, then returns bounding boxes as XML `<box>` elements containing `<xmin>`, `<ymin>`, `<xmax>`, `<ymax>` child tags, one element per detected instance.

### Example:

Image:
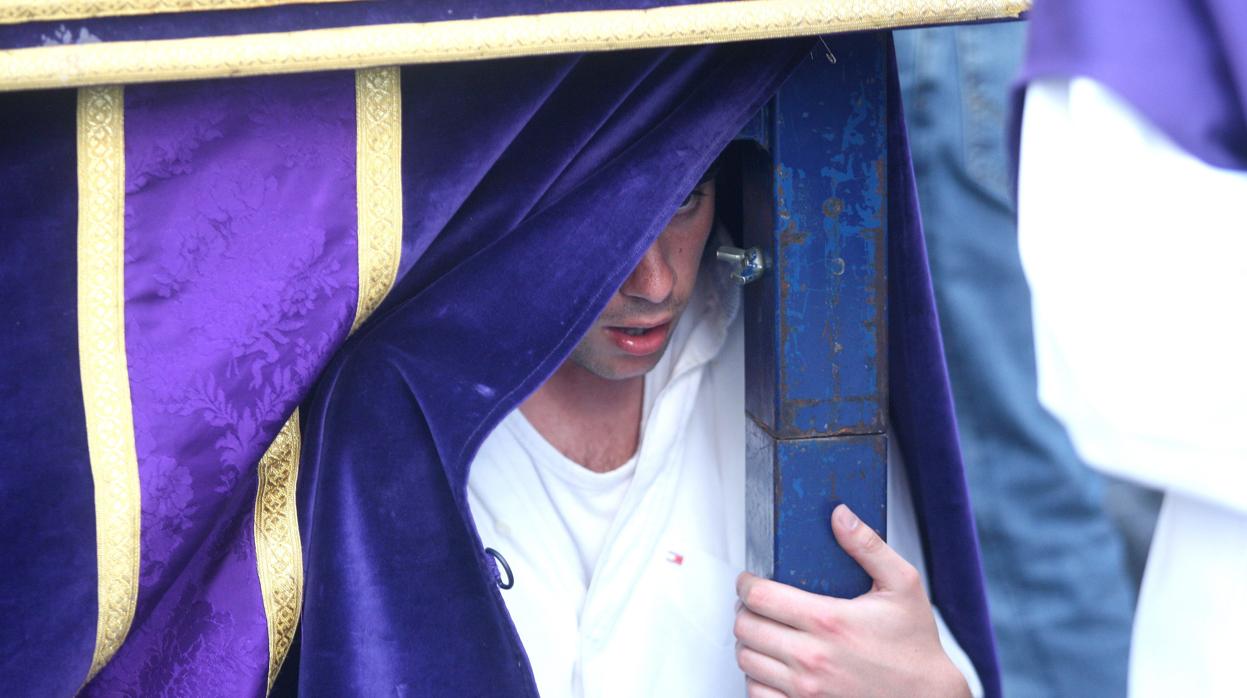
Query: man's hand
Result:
<box><xmin>734</xmin><ymin>504</ymin><xmax>970</xmax><ymax>698</ymax></box>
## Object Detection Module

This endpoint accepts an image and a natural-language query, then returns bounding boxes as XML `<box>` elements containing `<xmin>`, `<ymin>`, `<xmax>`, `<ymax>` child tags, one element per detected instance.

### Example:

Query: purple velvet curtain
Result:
<box><xmin>286</xmin><ymin>42</ymin><xmax>811</xmax><ymax>696</ymax></box>
<box><xmin>1</xmin><ymin>35</ymin><xmax>999</xmax><ymax>697</ymax></box>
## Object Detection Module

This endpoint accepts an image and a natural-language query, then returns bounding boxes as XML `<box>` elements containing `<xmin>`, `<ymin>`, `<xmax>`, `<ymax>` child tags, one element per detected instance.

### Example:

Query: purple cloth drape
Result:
<box><xmin>0</xmin><ymin>88</ymin><xmax>95</xmax><ymax>698</ymax></box>
<box><xmin>887</xmin><ymin>59</ymin><xmax>1001</xmax><ymax>698</ymax></box>
<box><xmin>1019</xmin><ymin>0</ymin><xmax>1247</xmax><ymax>171</ymax></box>
<box><xmin>2</xmin><ymin>36</ymin><xmax>1001</xmax><ymax>696</ymax></box>
<box><xmin>287</xmin><ymin>43</ymin><xmax>810</xmax><ymax>695</ymax></box>
<box><xmin>82</xmin><ymin>72</ymin><xmax>360</xmax><ymax>697</ymax></box>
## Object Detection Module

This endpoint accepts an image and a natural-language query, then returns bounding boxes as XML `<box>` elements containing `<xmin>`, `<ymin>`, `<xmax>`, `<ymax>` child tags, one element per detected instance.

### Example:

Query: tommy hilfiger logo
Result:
<box><xmin>665</xmin><ymin>551</ymin><xmax>684</xmax><ymax>566</ymax></box>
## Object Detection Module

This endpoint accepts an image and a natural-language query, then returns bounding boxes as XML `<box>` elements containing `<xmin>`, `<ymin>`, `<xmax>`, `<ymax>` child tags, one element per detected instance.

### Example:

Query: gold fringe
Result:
<box><xmin>0</xmin><ymin>0</ymin><xmax>1030</xmax><ymax>92</ymax></box>
<box><xmin>0</xmin><ymin>0</ymin><xmax>354</xmax><ymax>26</ymax></box>
<box><xmin>76</xmin><ymin>84</ymin><xmax>141</xmax><ymax>685</ymax></box>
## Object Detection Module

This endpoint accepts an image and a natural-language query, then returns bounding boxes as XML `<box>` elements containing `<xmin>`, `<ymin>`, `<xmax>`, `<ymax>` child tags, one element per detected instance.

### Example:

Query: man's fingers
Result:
<box><xmin>831</xmin><ymin>504</ymin><xmax>922</xmax><ymax>594</ymax></box>
<box><xmin>736</xmin><ymin>642</ymin><xmax>792</xmax><ymax>693</ymax></box>
<box><xmin>736</xmin><ymin>572</ymin><xmax>847</xmax><ymax>632</ymax></box>
<box><xmin>733</xmin><ymin>603</ymin><xmax>802</xmax><ymax>658</ymax></box>
<box><xmin>745</xmin><ymin>677</ymin><xmax>787</xmax><ymax>698</ymax></box>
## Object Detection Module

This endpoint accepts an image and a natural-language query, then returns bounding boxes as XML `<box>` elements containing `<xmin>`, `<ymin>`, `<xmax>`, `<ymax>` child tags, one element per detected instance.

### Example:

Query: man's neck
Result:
<box><xmin>519</xmin><ymin>362</ymin><xmax>643</xmax><ymax>474</ymax></box>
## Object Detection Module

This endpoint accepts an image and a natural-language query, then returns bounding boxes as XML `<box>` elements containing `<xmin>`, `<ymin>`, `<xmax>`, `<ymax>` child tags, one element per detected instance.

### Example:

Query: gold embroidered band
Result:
<box><xmin>77</xmin><ymin>84</ymin><xmax>141</xmax><ymax>684</ymax></box>
<box><xmin>353</xmin><ymin>65</ymin><xmax>403</xmax><ymax>332</ymax></box>
<box><xmin>254</xmin><ymin>66</ymin><xmax>403</xmax><ymax>692</ymax></box>
<box><xmin>0</xmin><ymin>0</ymin><xmax>1029</xmax><ymax>92</ymax></box>
<box><xmin>254</xmin><ymin>412</ymin><xmax>304</xmax><ymax>693</ymax></box>
<box><xmin>0</xmin><ymin>0</ymin><xmax>356</xmax><ymax>25</ymax></box>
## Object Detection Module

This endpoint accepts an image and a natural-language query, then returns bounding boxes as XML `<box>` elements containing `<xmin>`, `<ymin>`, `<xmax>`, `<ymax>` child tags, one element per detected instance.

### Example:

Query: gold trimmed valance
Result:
<box><xmin>0</xmin><ymin>0</ymin><xmax>1029</xmax><ymax>92</ymax></box>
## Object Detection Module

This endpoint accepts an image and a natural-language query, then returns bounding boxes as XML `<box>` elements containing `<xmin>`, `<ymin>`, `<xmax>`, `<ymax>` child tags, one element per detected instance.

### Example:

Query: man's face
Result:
<box><xmin>568</xmin><ymin>179</ymin><xmax>716</xmax><ymax>381</ymax></box>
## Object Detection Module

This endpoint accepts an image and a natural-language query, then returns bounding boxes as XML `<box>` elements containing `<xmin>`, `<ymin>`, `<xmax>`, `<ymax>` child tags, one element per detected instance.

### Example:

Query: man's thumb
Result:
<box><xmin>831</xmin><ymin>504</ymin><xmax>917</xmax><ymax>593</ymax></box>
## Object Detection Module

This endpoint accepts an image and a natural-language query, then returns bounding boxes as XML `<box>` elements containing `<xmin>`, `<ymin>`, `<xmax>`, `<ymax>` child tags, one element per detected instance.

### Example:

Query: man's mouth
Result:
<box><xmin>604</xmin><ymin>321</ymin><xmax>671</xmax><ymax>356</ymax></box>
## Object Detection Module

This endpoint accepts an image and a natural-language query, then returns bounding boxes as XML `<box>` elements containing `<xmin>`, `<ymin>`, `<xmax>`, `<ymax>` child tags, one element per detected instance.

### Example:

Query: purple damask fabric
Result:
<box><xmin>84</xmin><ymin>72</ymin><xmax>359</xmax><ymax>695</ymax></box>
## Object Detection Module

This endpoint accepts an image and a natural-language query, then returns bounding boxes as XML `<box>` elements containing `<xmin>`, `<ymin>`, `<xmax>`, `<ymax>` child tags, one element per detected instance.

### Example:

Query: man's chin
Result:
<box><xmin>570</xmin><ymin>343</ymin><xmax>667</xmax><ymax>382</ymax></box>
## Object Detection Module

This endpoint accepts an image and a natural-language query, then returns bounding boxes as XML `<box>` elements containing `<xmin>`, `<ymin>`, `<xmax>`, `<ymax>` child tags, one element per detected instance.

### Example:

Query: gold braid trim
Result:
<box><xmin>254</xmin><ymin>66</ymin><xmax>403</xmax><ymax>692</ymax></box>
<box><xmin>0</xmin><ymin>0</ymin><xmax>355</xmax><ymax>25</ymax></box>
<box><xmin>0</xmin><ymin>0</ymin><xmax>1030</xmax><ymax>92</ymax></box>
<box><xmin>353</xmin><ymin>65</ymin><xmax>403</xmax><ymax>332</ymax></box>
<box><xmin>77</xmin><ymin>84</ymin><xmax>141</xmax><ymax>684</ymax></box>
<box><xmin>254</xmin><ymin>412</ymin><xmax>304</xmax><ymax>693</ymax></box>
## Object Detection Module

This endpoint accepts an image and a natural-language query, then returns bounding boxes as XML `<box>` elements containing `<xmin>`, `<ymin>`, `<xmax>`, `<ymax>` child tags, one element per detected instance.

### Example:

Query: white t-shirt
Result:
<box><xmin>487</xmin><ymin>414</ymin><xmax>638</xmax><ymax>586</ymax></box>
<box><xmin>468</xmin><ymin>270</ymin><xmax>981</xmax><ymax>698</ymax></box>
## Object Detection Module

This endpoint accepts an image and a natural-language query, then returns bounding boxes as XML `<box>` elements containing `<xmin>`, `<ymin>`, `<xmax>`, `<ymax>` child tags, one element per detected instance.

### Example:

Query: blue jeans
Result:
<box><xmin>895</xmin><ymin>25</ymin><xmax>1136</xmax><ymax>698</ymax></box>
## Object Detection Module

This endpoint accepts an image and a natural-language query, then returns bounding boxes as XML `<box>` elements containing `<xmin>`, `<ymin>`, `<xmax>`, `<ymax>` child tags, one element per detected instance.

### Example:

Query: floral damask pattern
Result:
<box><xmin>135</xmin><ymin>429</ymin><xmax>196</xmax><ymax>587</ymax></box>
<box><xmin>84</xmin><ymin>71</ymin><xmax>359</xmax><ymax>695</ymax></box>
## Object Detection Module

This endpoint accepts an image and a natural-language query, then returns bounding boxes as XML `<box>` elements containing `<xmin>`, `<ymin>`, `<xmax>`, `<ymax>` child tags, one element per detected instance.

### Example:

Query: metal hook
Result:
<box><xmin>818</xmin><ymin>36</ymin><xmax>837</xmax><ymax>64</ymax></box>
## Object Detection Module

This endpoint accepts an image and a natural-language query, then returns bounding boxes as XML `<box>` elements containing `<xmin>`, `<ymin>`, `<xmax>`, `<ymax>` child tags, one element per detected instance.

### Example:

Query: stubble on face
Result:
<box><xmin>566</xmin><ymin>180</ymin><xmax>716</xmax><ymax>382</ymax></box>
<box><xmin>567</xmin><ymin>294</ymin><xmax>684</xmax><ymax>380</ymax></box>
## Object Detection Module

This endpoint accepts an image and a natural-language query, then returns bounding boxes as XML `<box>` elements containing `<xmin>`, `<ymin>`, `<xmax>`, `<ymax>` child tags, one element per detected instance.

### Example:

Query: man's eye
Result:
<box><xmin>676</xmin><ymin>191</ymin><xmax>703</xmax><ymax>213</ymax></box>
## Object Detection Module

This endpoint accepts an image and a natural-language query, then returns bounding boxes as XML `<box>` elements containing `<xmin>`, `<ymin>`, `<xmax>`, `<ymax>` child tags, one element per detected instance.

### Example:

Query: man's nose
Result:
<box><xmin>620</xmin><ymin>245</ymin><xmax>675</xmax><ymax>305</ymax></box>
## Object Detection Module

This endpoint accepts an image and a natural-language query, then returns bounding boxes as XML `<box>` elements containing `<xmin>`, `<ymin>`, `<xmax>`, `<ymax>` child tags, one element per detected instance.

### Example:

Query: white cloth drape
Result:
<box><xmin>1019</xmin><ymin>77</ymin><xmax>1247</xmax><ymax>697</ymax></box>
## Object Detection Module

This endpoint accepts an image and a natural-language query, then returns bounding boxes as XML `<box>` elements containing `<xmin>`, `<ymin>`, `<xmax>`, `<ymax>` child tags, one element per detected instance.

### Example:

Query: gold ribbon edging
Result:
<box><xmin>353</xmin><ymin>65</ymin><xmax>403</xmax><ymax>331</ymax></box>
<box><xmin>254</xmin><ymin>413</ymin><xmax>304</xmax><ymax>693</ymax></box>
<box><xmin>77</xmin><ymin>84</ymin><xmax>141</xmax><ymax>685</ymax></box>
<box><xmin>254</xmin><ymin>65</ymin><xmax>403</xmax><ymax>692</ymax></box>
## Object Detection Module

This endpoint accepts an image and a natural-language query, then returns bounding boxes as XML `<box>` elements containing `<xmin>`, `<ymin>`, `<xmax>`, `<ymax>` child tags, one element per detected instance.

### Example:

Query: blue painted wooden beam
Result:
<box><xmin>747</xmin><ymin>423</ymin><xmax>887</xmax><ymax>597</ymax></box>
<box><xmin>741</xmin><ymin>32</ymin><xmax>890</xmax><ymax>597</ymax></box>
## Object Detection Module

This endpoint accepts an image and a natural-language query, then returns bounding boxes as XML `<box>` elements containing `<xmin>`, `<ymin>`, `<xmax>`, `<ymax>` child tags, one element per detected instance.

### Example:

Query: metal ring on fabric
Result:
<box><xmin>486</xmin><ymin>548</ymin><xmax>514</xmax><ymax>590</ymax></box>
